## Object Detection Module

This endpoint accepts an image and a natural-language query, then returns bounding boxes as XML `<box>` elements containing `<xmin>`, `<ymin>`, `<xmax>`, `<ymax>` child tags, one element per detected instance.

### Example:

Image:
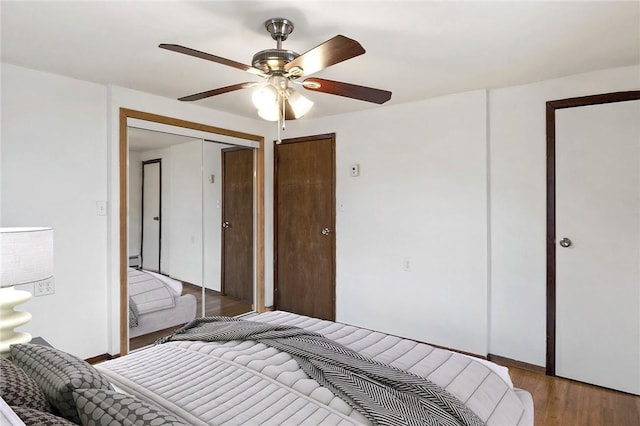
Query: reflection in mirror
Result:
<box><xmin>203</xmin><ymin>142</ymin><xmax>255</xmax><ymax>317</ymax></box>
<box><xmin>127</xmin><ymin>128</ymin><xmax>255</xmax><ymax>351</ymax></box>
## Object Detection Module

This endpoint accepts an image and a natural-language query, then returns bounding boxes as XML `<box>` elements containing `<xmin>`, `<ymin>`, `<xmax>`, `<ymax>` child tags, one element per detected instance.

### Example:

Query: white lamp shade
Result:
<box><xmin>252</xmin><ymin>85</ymin><xmax>278</xmax><ymax>110</ymax></box>
<box><xmin>258</xmin><ymin>107</ymin><xmax>280</xmax><ymax>121</ymax></box>
<box><xmin>287</xmin><ymin>89</ymin><xmax>314</xmax><ymax>119</ymax></box>
<box><xmin>0</xmin><ymin>227</ymin><xmax>54</xmax><ymax>287</ymax></box>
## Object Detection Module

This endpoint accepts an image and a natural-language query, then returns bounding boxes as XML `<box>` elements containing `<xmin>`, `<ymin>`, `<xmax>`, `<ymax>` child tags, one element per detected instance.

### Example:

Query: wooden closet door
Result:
<box><xmin>221</xmin><ymin>148</ymin><xmax>254</xmax><ymax>305</ymax></box>
<box><xmin>274</xmin><ymin>134</ymin><xmax>335</xmax><ymax>320</ymax></box>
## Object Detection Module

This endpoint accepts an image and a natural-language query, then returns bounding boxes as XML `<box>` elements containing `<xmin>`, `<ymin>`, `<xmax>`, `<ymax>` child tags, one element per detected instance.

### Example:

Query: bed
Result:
<box><xmin>97</xmin><ymin>311</ymin><xmax>534</xmax><ymax>425</ymax></box>
<box><xmin>128</xmin><ymin>268</ymin><xmax>197</xmax><ymax>338</ymax></box>
<box><xmin>2</xmin><ymin>311</ymin><xmax>533</xmax><ymax>425</ymax></box>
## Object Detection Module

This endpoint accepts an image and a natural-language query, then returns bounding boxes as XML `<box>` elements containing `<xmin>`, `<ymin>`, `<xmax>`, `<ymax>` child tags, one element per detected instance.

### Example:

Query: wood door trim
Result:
<box><xmin>546</xmin><ymin>90</ymin><xmax>640</xmax><ymax>375</ymax></box>
<box><xmin>141</xmin><ymin>159</ymin><xmax>162</xmax><ymax>271</ymax></box>
<box><xmin>273</xmin><ymin>133</ymin><xmax>336</xmax><ymax>318</ymax></box>
<box><xmin>119</xmin><ymin>108</ymin><xmax>265</xmax><ymax>356</ymax></box>
<box><xmin>276</xmin><ymin>133</ymin><xmax>336</xmax><ymax>145</ymax></box>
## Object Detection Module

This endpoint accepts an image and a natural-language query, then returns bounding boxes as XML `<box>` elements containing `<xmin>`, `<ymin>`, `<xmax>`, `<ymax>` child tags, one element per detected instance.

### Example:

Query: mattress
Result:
<box><xmin>98</xmin><ymin>311</ymin><xmax>533</xmax><ymax>425</ymax></box>
<box><xmin>142</xmin><ymin>269</ymin><xmax>183</xmax><ymax>295</ymax></box>
<box><xmin>128</xmin><ymin>293</ymin><xmax>197</xmax><ymax>338</ymax></box>
<box><xmin>128</xmin><ymin>268</ymin><xmax>197</xmax><ymax>338</ymax></box>
<box><xmin>128</xmin><ymin>268</ymin><xmax>176</xmax><ymax>314</ymax></box>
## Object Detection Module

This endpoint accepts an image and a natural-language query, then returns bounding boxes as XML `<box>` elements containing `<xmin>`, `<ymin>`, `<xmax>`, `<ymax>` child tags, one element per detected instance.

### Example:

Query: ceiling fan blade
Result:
<box><xmin>302</xmin><ymin>78</ymin><xmax>392</xmax><ymax>104</ymax></box>
<box><xmin>160</xmin><ymin>44</ymin><xmax>265</xmax><ymax>76</ymax></box>
<box><xmin>178</xmin><ymin>82</ymin><xmax>259</xmax><ymax>102</ymax></box>
<box><xmin>284</xmin><ymin>35</ymin><xmax>365</xmax><ymax>77</ymax></box>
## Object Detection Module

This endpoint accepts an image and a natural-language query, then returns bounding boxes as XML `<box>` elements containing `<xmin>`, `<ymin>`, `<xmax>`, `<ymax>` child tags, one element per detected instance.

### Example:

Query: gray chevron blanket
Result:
<box><xmin>157</xmin><ymin>317</ymin><xmax>485</xmax><ymax>426</ymax></box>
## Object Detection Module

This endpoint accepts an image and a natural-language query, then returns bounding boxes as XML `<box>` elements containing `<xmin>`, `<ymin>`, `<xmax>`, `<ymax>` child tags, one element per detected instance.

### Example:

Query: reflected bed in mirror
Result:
<box><xmin>127</xmin><ymin>127</ymin><xmax>256</xmax><ymax>351</ymax></box>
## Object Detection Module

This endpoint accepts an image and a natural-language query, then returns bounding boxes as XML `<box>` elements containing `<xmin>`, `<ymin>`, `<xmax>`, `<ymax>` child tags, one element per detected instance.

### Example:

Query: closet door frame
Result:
<box><xmin>118</xmin><ymin>108</ymin><xmax>265</xmax><ymax>356</ymax></box>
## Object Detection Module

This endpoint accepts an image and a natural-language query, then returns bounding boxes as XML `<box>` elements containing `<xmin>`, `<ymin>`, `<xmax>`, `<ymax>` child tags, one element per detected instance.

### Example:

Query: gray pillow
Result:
<box><xmin>10</xmin><ymin>406</ymin><xmax>77</xmax><ymax>426</ymax></box>
<box><xmin>73</xmin><ymin>388</ymin><xmax>188</xmax><ymax>426</ymax></box>
<box><xmin>10</xmin><ymin>343</ymin><xmax>113</xmax><ymax>424</ymax></box>
<box><xmin>0</xmin><ymin>356</ymin><xmax>51</xmax><ymax>412</ymax></box>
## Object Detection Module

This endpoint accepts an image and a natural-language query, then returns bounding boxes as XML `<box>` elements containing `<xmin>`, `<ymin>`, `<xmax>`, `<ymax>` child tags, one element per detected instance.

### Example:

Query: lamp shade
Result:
<box><xmin>287</xmin><ymin>89</ymin><xmax>314</xmax><ymax>119</ymax></box>
<box><xmin>0</xmin><ymin>227</ymin><xmax>53</xmax><ymax>287</ymax></box>
<box><xmin>258</xmin><ymin>107</ymin><xmax>280</xmax><ymax>121</ymax></box>
<box><xmin>252</xmin><ymin>85</ymin><xmax>278</xmax><ymax>110</ymax></box>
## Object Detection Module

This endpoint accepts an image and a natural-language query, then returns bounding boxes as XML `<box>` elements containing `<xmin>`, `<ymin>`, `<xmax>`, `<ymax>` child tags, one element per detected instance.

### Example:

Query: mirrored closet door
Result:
<box><xmin>127</xmin><ymin>127</ymin><xmax>256</xmax><ymax>351</ymax></box>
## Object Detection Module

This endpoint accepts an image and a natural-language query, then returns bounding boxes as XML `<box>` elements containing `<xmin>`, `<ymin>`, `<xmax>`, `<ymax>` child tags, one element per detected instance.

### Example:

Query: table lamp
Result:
<box><xmin>0</xmin><ymin>227</ymin><xmax>53</xmax><ymax>353</ymax></box>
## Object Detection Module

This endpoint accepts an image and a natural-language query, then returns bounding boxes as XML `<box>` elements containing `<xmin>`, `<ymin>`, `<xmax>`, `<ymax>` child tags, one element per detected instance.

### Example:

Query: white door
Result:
<box><xmin>555</xmin><ymin>99</ymin><xmax>640</xmax><ymax>395</ymax></box>
<box><xmin>142</xmin><ymin>160</ymin><xmax>161</xmax><ymax>272</ymax></box>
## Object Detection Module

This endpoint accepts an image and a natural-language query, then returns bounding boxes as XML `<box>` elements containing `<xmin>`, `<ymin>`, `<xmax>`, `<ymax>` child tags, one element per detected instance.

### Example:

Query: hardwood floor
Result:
<box><xmin>181</xmin><ymin>282</ymin><xmax>253</xmax><ymax>318</ymax></box>
<box><xmin>510</xmin><ymin>367</ymin><xmax>640</xmax><ymax>426</ymax></box>
<box><xmin>129</xmin><ymin>283</ymin><xmax>252</xmax><ymax>351</ymax></box>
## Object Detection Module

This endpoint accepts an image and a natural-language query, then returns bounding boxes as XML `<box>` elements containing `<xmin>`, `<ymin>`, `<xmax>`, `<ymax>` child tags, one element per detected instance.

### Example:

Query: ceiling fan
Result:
<box><xmin>159</xmin><ymin>18</ymin><xmax>392</xmax><ymax>125</ymax></box>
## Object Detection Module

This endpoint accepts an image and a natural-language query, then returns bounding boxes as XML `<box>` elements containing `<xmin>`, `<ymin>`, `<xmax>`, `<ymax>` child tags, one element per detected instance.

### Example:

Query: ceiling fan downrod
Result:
<box><xmin>252</xmin><ymin>18</ymin><xmax>299</xmax><ymax>75</ymax></box>
<box><xmin>265</xmin><ymin>18</ymin><xmax>294</xmax><ymax>48</ymax></box>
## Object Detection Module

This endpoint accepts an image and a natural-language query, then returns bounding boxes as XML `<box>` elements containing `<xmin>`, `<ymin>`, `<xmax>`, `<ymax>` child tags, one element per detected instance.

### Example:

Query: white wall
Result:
<box><xmin>167</xmin><ymin>141</ymin><xmax>203</xmax><ymax>285</ymax></box>
<box><xmin>1</xmin><ymin>63</ymin><xmax>109</xmax><ymax>358</ymax></box>
<box><xmin>274</xmin><ymin>65</ymin><xmax>639</xmax><ymax>363</ymax></box>
<box><xmin>129</xmin><ymin>141</ymin><xmax>224</xmax><ymax>291</ymax></box>
<box><xmin>279</xmin><ymin>90</ymin><xmax>490</xmax><ymax>355</ymax></box>
<box><xmin>3</xmin><ymin>61</ymin><xmax>638</xmax><ymax>364</ymax></box>
<box><xmin>128</xmin><ymin>150</ymin><xmax>142</xmax><ymax>258</ymax></box>
<box><xmin>489</xmin><ymin>65</ymin><xmax>640</xmax><ymax>365</ymax></box>
<box><xmin>0</xmin><ymin>64</ymin><xmax>268</xmax><ymax>357</ymax></box>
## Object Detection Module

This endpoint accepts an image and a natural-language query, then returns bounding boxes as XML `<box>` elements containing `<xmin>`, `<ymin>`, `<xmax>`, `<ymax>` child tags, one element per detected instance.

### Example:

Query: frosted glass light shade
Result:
<box><xmin>252</xmin><ymin>85</ymin><xmax>278</xmax><ymax>110</ymax></box>
<box><xmin>258</xmin><ymin>107</ymin><xmax>280</xmax><ymax>121</ymax></box>
<box><xmin>0</xmin><ymin>227</ymin><xmax>53</xmax><ymax>353</ymax></box>
<box><xmin>287</xmin><ymin>89</ymin><xmax>314</xmax><ymax>119</ymax></box>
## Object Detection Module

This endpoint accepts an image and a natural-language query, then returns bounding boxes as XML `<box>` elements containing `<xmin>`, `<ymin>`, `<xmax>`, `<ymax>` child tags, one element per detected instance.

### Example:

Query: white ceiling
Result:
<box><xmin>2</xmin><ymin>1</ymin><xmax>638</xmax><ymax>120</ymax></box>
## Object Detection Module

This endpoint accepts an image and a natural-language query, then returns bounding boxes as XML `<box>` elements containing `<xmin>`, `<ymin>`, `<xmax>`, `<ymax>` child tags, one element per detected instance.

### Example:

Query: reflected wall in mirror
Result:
<box><xmin>127</xmin><ymin>128</ymin><xmax>255</xmax><ymax>351</ymax></box>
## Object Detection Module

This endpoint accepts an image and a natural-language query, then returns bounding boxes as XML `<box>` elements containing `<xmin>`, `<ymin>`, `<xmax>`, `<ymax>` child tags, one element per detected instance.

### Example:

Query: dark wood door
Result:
<box><xmin>274</xmin><ymin>134</ymin><xmax>335</xmax><ymax>320</ymax></box>
<box><xmin>221</xmin><ymin>148</ymin><xmax>254</xmax><ymax>305</ymax></box>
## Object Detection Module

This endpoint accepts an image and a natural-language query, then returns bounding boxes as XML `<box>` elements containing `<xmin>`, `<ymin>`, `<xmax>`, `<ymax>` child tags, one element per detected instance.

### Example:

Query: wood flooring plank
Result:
<box><xmin>510</xmin><ymin>366</ymin><xmax>640</xmax><ymax>426</ymax></box>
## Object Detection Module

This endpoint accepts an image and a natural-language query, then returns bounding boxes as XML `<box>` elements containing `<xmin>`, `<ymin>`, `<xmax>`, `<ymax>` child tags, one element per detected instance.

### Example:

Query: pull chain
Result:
<box><xmin>276</xmin><ymin>90</ymin><xmax>286</xmax><ymax>144</ymax></box>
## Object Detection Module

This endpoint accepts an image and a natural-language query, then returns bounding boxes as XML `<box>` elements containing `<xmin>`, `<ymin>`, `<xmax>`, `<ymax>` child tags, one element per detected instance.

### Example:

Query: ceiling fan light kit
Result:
<box><xmin>160</xmin><ymin>17</ymin><xmax>391</xmax><ymax>142</ymax></box>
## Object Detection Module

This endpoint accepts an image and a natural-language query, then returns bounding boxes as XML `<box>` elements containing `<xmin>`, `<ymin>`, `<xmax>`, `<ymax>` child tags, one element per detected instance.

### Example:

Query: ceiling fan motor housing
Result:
<box><xmin>252</xmin><ymin>49</ymin><xmax>299</xmax><ymax>74</ymax></box>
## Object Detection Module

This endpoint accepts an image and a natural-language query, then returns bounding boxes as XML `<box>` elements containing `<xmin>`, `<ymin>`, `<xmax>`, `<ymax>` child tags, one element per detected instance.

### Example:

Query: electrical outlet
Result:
<box><xmin>34</xmin><ymin>278</ymin><xmax>55</xmax><ymax>296</ymax></box>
